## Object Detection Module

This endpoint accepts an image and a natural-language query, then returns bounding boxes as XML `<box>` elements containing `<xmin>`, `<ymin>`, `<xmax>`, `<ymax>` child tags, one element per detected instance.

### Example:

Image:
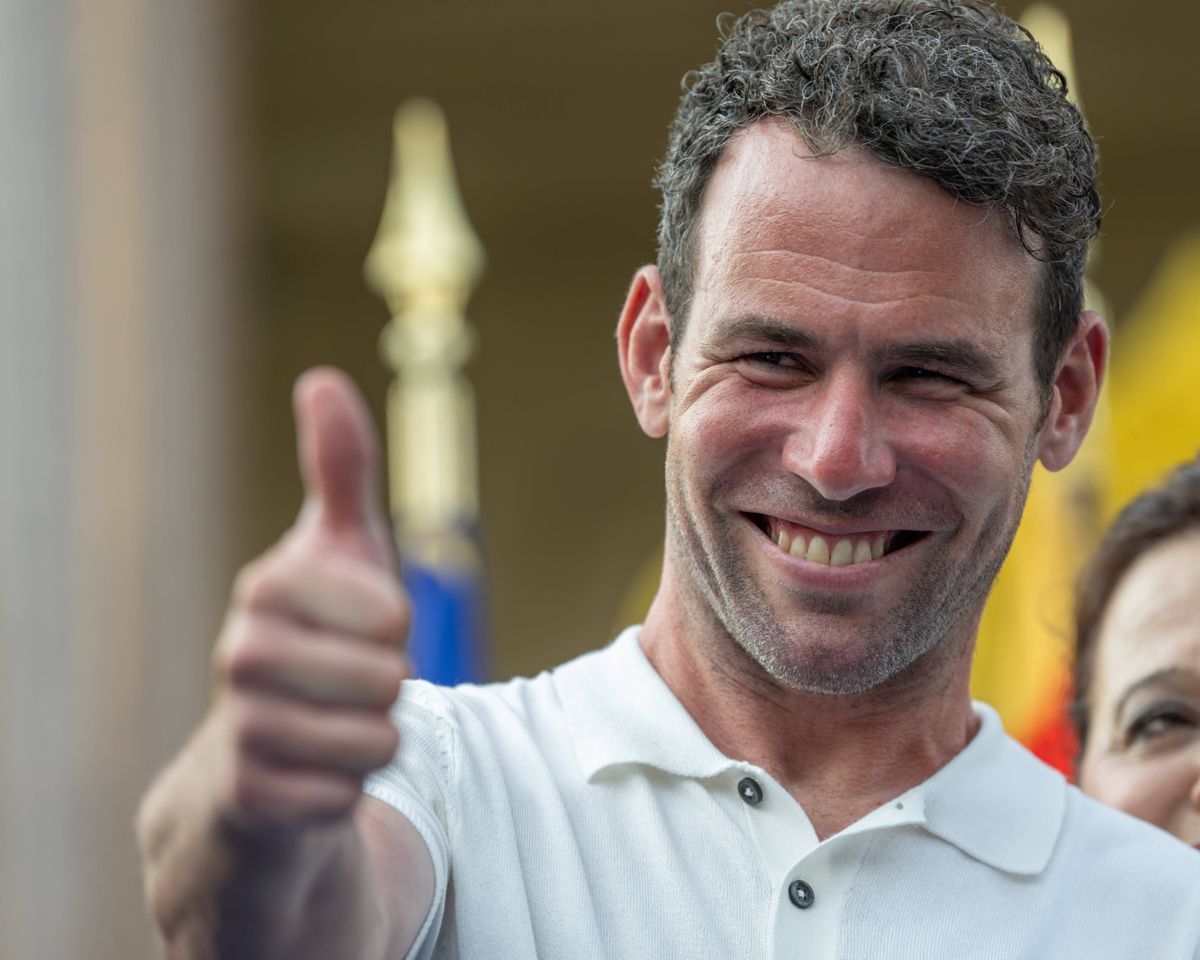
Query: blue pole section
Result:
<box><xmin>402</xmin><ymin>558</ymin><xmax>487</xmax><ymax>686</ymax></box>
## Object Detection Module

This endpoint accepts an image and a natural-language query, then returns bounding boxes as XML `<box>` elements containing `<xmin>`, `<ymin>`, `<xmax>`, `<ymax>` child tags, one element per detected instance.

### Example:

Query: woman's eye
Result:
<box><xmin>1126</xmin><ymin>704</ymin><xmax>1197</xmax><ymax>745</ymax></box>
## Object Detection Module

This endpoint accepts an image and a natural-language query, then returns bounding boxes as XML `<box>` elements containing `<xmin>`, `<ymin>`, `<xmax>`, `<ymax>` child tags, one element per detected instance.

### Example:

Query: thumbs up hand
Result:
<box><xmin>209</xmin><ymin>368</ymin><xmax>409</xmax><ymax>831</ymax></box>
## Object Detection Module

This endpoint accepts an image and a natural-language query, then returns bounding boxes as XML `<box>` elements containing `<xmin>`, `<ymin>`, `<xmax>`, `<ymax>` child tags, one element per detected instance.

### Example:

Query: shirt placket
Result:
<box><xmin>730</xmin><ymin>767</ymin><xmax>927</xmax><ymax>960</ymax></box>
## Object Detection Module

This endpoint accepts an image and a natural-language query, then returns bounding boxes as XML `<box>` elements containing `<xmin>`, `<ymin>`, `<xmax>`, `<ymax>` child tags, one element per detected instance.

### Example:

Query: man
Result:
<box><xmin>137</xmin><ymin>1</ymin><xmax>1200</xmax><ymax>957</ymax></box>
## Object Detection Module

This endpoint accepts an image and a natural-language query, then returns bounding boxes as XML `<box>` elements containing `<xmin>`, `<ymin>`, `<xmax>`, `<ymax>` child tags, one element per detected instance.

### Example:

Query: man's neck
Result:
<box><xmin>638</xmin><ymin>593</ymin><xmax>980</xmax><ymax>841</ymax></box>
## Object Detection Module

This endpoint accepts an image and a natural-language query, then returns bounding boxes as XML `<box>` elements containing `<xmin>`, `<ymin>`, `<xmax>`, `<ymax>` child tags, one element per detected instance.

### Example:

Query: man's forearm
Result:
<box><xmin>136</xmin><ymin>724</ymin><xmax>390</xmax><ymax>960</ymax></box>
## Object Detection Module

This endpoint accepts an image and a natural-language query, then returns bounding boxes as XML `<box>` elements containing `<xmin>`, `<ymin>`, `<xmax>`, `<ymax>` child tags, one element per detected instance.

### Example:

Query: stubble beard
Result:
<box><xmin>664</xmin><ymin>451</ymin><xmax>1036</xmax><ymax>697</ymax></box>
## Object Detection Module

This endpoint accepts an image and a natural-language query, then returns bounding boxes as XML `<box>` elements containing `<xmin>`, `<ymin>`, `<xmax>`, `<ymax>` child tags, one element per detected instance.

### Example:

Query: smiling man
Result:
<box><xmin>618</xmin><ymin>126</ymin><xmax>1076</xmax><ymax>839</ymax></box>
<box><xmin>137</xmin><ymin>2</ymin><xmax>1200</xmax><ymax>958</ymax></box>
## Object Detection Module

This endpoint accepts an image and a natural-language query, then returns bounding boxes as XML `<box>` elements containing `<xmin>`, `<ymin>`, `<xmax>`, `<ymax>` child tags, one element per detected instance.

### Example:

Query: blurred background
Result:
<box><xmin>2</xmin><ymin>0</ymin><xmax>1198</xmax><ymax>956</ymax></box>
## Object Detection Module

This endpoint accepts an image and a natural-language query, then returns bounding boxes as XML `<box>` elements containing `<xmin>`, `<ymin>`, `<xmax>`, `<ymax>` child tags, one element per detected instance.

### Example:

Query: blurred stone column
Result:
<box><xmin>0</xmin><ymin>1</ymin><xmax>242</xmax><ymax>957</ymax></box>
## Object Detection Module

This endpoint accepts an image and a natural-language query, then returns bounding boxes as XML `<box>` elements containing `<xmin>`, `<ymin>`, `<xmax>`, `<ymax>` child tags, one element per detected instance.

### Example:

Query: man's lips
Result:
<box><xmin>747</xmin><ymin>513</ymin><xmax>928</xmax><ymax>567</ymax></box>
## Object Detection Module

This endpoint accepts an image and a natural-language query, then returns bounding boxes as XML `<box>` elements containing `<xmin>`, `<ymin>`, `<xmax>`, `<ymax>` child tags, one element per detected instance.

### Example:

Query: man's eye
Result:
<box><xmin>744</xmin><ymin>352</ymin><xmax>798</xmax><ymax>367</ymax></box>
<box><xmin>894</xmin><ymin>366</ymin><xmax>963</xmax><ymax>384</ymax></box>
<box><xmin>889</xmin><ymin>367</ymin><xmax>972</xmax><ymax>397</ymax></box>
<box><xmin>733</xmin><ymin>353</ymin><xmax>814</xmax><ymax>386</ymax></box>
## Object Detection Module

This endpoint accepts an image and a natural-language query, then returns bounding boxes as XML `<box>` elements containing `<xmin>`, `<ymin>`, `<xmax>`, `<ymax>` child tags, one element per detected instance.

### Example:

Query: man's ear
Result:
<box><xmin>1038</xmin><ymin>310</ymin><xmax>1109</xmax><ymax>471</ymax></box>
<box><xmin>616</xmin><ymin>265</ymin><xmax>673</xmax><ymax>439</ymax></box>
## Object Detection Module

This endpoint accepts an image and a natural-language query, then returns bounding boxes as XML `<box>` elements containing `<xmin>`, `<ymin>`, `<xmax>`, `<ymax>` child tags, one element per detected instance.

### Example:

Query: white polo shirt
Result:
<box><xmin>366</xmin><ymin>627</ymin><xmax>1200</xmax><ymax>959</ymax></box>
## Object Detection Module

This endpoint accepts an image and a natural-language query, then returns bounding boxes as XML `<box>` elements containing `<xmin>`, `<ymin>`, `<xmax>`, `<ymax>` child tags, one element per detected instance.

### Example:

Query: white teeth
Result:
<box><xmin>830</xmin><ymin>538</ymin><xmax>854</xmax><ymax>567</ymax></box>
<box><xmin>773</xmin><ymin>522</ymin><xmax>892</xmax><ymax>566</ymax></box>
<box><xmin>806</xmin><ymin>535</ymin><xmax>830</xmax><ymax>565</ymax></box>
<box><xmin>852</xmin><ymin>539</ymin><xmax>873</xmax><ymax>564</ymax></box>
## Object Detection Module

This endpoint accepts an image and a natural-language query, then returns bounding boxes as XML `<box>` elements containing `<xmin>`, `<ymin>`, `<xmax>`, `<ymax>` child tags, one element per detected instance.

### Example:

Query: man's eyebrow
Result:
<box><xmin>872</xmin><ymin>339</ymin><xmax>1005</xmax><ymax>383</ymax></box>
<box><xmin>706</xmin><ymin>315</ymin><xmax>826</xmax><ymax>352</ymax></box>
<box><xmin>1113</xmin><ymin>667</ymin><xmax>1199</xmax><ymax>723</ymax></box>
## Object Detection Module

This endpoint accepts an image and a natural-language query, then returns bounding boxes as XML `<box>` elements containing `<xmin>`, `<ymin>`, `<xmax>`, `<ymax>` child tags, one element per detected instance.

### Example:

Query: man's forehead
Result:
<box><xmin>684</xmin><ymin>119</ymin><xmax>1043</xmax><ymax>341</ymax></box>
<box><xmin>695</xmin><ymin>120</ymin><xmax>1033</xmax><ymax>275</ymax></box>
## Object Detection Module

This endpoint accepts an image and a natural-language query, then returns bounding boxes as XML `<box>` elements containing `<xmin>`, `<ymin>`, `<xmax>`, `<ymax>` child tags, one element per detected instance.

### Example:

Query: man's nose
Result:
<box><xmin>781</xmin><ymin>371</ymin><xmax>896</xmax><ymax>501</ymax></box>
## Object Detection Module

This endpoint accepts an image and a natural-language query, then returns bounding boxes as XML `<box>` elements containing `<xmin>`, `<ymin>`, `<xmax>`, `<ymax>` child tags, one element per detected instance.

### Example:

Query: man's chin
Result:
<box><xmin>732</xmin><ymin>623</ymin><xmax>926</xmax><ymax>696</ymax></box>
<box><xmin>765</xmin><ymin>658</ymin><xmax>901</xmax><ymax>697</ymax></box>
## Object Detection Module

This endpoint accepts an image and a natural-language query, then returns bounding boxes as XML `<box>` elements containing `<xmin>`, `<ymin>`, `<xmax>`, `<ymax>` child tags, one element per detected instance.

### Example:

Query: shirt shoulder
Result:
<box><xmin>1051</xmin><ymin>785</ymin><xmax>1200</xmax><ymax>954</ymax></box>
<box><xmin>369</xmin><ymin>651</ymin><xmax>589</xmax><ymax>802</ymax></box>
<box><xmin>1059</xmin><ymin>783</ymin><xmax>1200</xmax><ymax>879</ymax></box>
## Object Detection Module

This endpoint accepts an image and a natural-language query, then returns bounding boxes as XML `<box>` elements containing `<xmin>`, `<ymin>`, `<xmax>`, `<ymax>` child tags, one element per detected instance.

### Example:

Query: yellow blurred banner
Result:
<box><xmin>968</xmin><ymin>1</ymin><xmax>1096</xmax><ymax>772</ymax></box>
<box><xmin>973</xmin><ymin>229</ymin><xmax>1200</xmax><ymax>772</ymax></box>
<box><xmin>1105</xmin><ymin>231</ymin><xmax>1200</xmax><ymax>514</ymax></box>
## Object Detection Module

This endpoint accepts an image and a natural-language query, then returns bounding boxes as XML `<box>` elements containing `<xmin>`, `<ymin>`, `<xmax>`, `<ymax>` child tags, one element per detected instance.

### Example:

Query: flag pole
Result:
<box><xmin>364</xmin><ymin>98</ymin><xmax>487</xmax><ymax>683</ymax></box>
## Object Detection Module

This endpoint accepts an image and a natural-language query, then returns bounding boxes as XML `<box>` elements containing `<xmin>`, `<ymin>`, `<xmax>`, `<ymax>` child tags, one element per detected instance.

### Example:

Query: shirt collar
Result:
<box><xmin>554</xmin><ymin>626</ymin><xmax>735</xmax><ymax>781</ymax></box>
<box><xmin>554</xmin><ymin>627</ymin><xmax>1066</xmax><ymax>876</ymax></box>
<box><xmin>903</xmin><ymin>701</ymin><xmax>1066</xmax><ymax>875</ymax></box>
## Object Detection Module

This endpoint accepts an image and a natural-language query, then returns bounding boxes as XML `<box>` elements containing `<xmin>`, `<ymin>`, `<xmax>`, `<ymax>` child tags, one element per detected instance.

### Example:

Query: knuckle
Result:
<box><xmin>228</xmin><ymin>633</ymin><xmax>279</xmax><ymax>686</ymax></box>
<box><xmin>337</xmin><ymin>777</ymin><xmax>365</xmax><ymax>810</ymax></box>
<box><xmin>310</xmin><ymin>778</ymin><xmax>361</xmax><ymax>822</ymax></box>
<box><xmin>231</xmin><ymin>557</ymin><xmax>266</xmax><ymax>607</ymax></box>
<box><xmin>375</xmin><ymin>659</ymin><xmax>405</xmax><ymax>705</ymax></box>
<box><xmin>312</xmin><ymin>716</ymin><xmax>396</xmax><ymax>772</ymax></box>
<box><xmin>362</xmin><ymin>718</ymin><xmax>400</xmax><ymax>769</ymax></box>
<box><xmin>212</xmin><ymin>617</ymin><xmax>247</xmax><ymax>680</ymax></box>
<box><xmin>380</xmin><ymin>596</ymin><xmax>410</xmax><ymax>640</ymax></box>
<box><xmin>375</xmin><ymin>719</ymin><xmax>401</xmax><ymax>757</ymax></box>
<box><xmin>221</xmin><ymin>643</ymin><xmax>257</xmax><ymax>687</ymax></box>
<box><xmin>311</xmin><ymin>722</ymin><xmax>346</xmax><ymax>759</ymax></box>
<box><xmin>228</xmin><ymin>700</ymin><xmax>269</xmax><ymax>756</ymax></box>
<box><xmin>228</xmin><ymin>763</ymin><xmax>267</xmax><ymax>818</ymax></box>
<box><xmin>214</xmin><ymin>617</ymin><xmax>279</xmax><ymax>687</ymax></box>
<box><xmin>211</xmin><ymin>632</ymin><xmax>238</xmax><ymax>681</ymax></box>
<box><xmin>232</xmin><ymin>554</ymin><xmax>289</xmax><ymax>612</ymax></box>
<box><xmin>368</xmin><ymin>587</ymin><xmax>409</xmax><ymax>644</ymax></box>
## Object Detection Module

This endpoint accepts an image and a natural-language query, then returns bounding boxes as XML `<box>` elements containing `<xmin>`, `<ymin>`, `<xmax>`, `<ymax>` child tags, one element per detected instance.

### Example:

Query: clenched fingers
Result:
<box><xmin>222</xmin><ymin>751</ymin><xmax>365</xmax><ymax>828</ymax></box>
<box><xmin>219</xmin><ymin>612</ymin><xmax>409</xmax><ymax>709</ymax></box>
<box><xmin>233</xmin><ymin>550</ymin><xmax>407</xmax><ymax>644</ymax></box>
<box><xmin>229</xmin><ymin>692</ymin><xmax>400</xmax><ymax>776</ymax></box>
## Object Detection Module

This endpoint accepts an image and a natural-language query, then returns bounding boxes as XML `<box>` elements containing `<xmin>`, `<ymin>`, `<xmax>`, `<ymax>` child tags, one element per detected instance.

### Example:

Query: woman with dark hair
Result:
<box><xmin>1074</xmin><ymin>456</ymin><xmax>1200</xmax><ymax>848</ymax></box>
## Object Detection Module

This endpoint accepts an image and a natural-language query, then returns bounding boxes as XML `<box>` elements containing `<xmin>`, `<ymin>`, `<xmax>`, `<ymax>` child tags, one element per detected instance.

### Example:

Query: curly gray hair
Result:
<box><xmin>655</xmin><ymin>0</ymin><xmax>1100</xmax><ymax>391</ymax></box>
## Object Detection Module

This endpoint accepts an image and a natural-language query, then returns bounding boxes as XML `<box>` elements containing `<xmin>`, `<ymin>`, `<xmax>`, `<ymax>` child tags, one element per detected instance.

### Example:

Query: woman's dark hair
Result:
<box><xmin>1072</xmin><ymin>455</ymin><xmax>1200</xmax><ymax>751</ymax></box>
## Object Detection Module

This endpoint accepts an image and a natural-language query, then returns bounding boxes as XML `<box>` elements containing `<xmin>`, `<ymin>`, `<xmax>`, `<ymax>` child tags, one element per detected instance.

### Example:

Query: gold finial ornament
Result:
<box><xmin>365</xmin><ymin>98</ymin><xmax>484</xmax><ymax>319</ymax></box>
<box><xmin>365</xmin><ymin>99</ymin><xmax>484</xmax><ymax>567</ymax></box>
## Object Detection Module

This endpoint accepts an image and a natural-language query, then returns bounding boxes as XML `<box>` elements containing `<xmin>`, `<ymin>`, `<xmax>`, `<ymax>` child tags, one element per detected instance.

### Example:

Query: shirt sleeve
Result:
<box><xmin>364</xmin><ymin>680</ymin><xmax>459</xmax><ymax>960</ymax></box>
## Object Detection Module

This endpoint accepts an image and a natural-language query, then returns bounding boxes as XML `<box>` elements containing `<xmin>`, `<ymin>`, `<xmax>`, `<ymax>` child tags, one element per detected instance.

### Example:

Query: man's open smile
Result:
<box><xmin>746</xmin><ymin>513</ymin><xmax>929</xmax><ymax>567</ymax></box>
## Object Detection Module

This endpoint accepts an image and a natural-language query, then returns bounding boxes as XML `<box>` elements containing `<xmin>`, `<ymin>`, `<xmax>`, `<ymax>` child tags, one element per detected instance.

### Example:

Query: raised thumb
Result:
<box><xmin>292</xmin><ymin>366</ymin><xmax>394</xmax><ymax>569</ymax></box>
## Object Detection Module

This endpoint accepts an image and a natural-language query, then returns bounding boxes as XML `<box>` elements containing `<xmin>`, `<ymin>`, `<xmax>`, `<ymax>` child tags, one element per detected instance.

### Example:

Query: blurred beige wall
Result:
<box><xmin>1</xmin><ymin>1</ymin><xmax>242</xmax><ymax>957</ymax></box>
<box><xmin>1</xmin><ymin>1</ymin><xmax>1197</xmax><ymax>957</ymax></box>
